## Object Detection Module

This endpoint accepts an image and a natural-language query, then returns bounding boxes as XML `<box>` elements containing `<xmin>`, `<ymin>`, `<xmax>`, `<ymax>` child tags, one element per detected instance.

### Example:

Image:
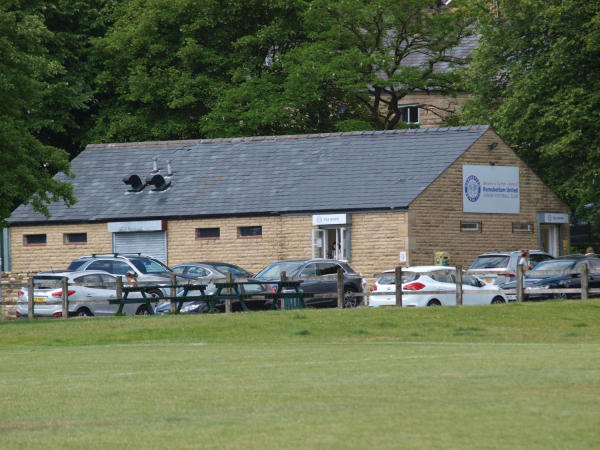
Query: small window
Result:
<box><xmin>513</xmin><ymin>222</ymin><xmax>533</xmax><ymax>233</ymax></box>
<box><xmin>64</xmin><ymin>233</ymin><xmax>87</xmax><ymax>244</ymax></box>
<box><xmin>460</xmin><ymin>222</ymin><xmax>481</xmax><ymax>232</ymax></box>
<box><xmin>196</xmin><ymin>228</ymin><xmax>220</xmax><ymax>240</ymax></box>
<box><xmin>238</xmin><ymin>226</ymin><xmax>262</xmax><ymax>238</ymax></box>
<box><xmin>24</xmin><ymin>234</ymin><xmax>47</xmax><ymax>246</ymax></box>
<box><xmin>400</xmin><ymin>105</ymin><xmax>419</xmax><ymax>124</ymax></box>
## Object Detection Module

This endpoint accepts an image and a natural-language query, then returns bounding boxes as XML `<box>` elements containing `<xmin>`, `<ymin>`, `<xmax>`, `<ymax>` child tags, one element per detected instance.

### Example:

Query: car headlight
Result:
<box><xmin>180</xmin><ymin>303</ymin><xmax>201</xmax><ymax>313</ymax></box>
<box><xmin>529</xmin><ymin>285</ymin><xmax>550</xmax><ymax>290</ymax></box>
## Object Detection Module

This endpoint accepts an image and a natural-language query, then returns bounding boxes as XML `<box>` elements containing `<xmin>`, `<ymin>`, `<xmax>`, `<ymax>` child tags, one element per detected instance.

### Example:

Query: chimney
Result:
<box><xmin>151</xmin><ymin>157</ymin><xmax>159</xmax><ymax>174</ymax></box>
<box><xmin>166</xmin><ymin>160</ymin><xmax>174</xmax><ymax>177</ymax></box>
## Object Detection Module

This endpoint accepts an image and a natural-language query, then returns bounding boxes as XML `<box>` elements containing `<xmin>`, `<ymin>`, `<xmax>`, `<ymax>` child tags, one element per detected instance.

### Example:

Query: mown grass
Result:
<box><xmin>1</xmin><ymin>300</ymin><xmax>600</xmax><ymax>449</ymax></box>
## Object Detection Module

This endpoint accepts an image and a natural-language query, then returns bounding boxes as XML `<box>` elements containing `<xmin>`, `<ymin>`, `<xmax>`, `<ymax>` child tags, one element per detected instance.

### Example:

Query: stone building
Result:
<box><xmin>4</xmin><ymin>126</ymin><xmax>569</xmax><ymax>276</ymax></box>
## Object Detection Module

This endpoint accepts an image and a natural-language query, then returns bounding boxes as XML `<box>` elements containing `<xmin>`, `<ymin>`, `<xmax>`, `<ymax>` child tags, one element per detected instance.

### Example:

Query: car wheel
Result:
<box><xmin>427</xmin><ymin>299</ymin><xmax>441</xmax><ymax>307</ymax></box>
<box><xmin>75</xmin><ymin>308</ymin><xmax>93</xmax><ymax>317</ymax></box>
<box><xmin>343</xmin><ymin>287</ymin><xmax>358</xmax><ymax>308</ymax></box>
<box><xmin>146</xmin><ymin>289</ymin><xmax>163</xmax><ymax>300</ymax></box>
<box><xmin>491</xmin><ymin>296</ymin><xmax>505</xmax><ymax>304</ymax></box>
<box><xmin>553</xmin><ymin>292</ymin><xmax>568</xmax><ymax>300</ymax></box>
<box><xmin>136</xmin><ymin>305</ymin><xmax>150</xmax><ymax>315</ymax></box>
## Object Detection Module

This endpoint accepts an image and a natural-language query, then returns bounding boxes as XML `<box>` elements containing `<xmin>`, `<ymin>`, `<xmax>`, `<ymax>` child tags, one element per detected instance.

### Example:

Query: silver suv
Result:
<box><xmin>67</xmin><ymin>254</ymin><xmax>183</xmax><ymax>298</ymax></box>
<box><xmin>469</xmin><ymin>250</ymin><xmax>554</xmax><ymax>286</ymax></box>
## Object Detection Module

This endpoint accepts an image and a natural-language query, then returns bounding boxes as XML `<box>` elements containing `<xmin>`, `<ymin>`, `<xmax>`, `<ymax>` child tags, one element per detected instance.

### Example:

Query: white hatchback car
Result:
<box><xmin>369</xmin><ymin>266</ymin><xmax>507</xmax><ymax>307</ymax></box>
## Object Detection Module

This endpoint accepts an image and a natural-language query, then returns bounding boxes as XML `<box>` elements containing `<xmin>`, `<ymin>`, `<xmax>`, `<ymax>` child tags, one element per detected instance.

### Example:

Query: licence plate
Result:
<box><xmin>506</xmin><ymin>295</ymin><xmax>517</xmax><ymax>301</ymax></box>
<box><xmin>34</xmin><ymin>297</ymin><xmax>46</xmax><ymax>303</ymax></box>
<box><xmin>483</xmin><ymin>278</ymin><xmax>493</xmax><ymax>284</ymax></box>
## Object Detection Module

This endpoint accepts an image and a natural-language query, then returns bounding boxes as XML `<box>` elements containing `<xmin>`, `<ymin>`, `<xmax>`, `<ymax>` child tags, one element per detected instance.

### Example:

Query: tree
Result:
<box><xmin>0</xmin><ymin>3</ymin><xmax>76</xmax><ymax>224</ymax></box>
<box><xmin>461</xmin><ymin>0</ymin><xmax>600</xmax><ymax>215</ymax></box>
<box><xmin>90</xmin><ymin>0</ymin><xmax>307</xmax><ymax>143</ymax></box>
<box><xmin>202</xmin><ymin>0</ymin><xmax>475</xmax><ymax>137</ymax></box>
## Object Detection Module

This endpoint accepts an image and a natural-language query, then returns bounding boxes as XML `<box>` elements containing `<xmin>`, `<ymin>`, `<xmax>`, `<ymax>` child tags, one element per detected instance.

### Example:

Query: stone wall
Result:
<box><xmin>10</xmin><ymin>223</ymin><xmax>112</xmax><ymax>273</ymax></box>
<box><xmin>1</xmin><ymin>272</ymin><xmax>34</xmax><ymax>319</ymax></box>
<box><xmin>401</xmin><ymin>92</ymin><xmax>471</xmax><ymax>128</ymax></box>
<box><xmin>408</xmin><ymin>129</ymin><xmax>570</xmax><ymax>267</ymax></box>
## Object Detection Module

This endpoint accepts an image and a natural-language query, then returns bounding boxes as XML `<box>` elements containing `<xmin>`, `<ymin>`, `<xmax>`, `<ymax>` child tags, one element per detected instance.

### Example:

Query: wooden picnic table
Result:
<box><xmin>110</xmin><ymin>284</ymin><xmax>210</xmax><ymax>315</ymax></box>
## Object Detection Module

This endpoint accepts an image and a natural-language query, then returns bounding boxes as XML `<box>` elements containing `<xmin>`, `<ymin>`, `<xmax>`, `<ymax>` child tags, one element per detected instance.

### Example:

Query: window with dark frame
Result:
<box><xmin>64</xmin><ymin>232</ymin><xmax>87</xmax><ymax>244</ymax></box>
<box><xmin>238</xmin><ymin>226</ymin><xmax>262</xmax><ymax>238</ymax></box>
<box><xmin>512</xmin><ymin>222</ymin><xmax>534</xmax><ymax>233</ymax></box>
<box><xmin>196</xmin><ymin>228</ymin><xmax>220</xmax><ymax>239</ymax></box>
<box><xmin>24</xmin><ymin>234</ymin><xmax>47</xmax><ymax>245</ymax></box>
<box><xmin>400</xmin><ymin>105</ymin><xmax>419</xmax><ymax>124</ymax></box>
<box><xmin>460</xmin><ymin>222</ymin><xmax>481</xmax><ymax>232</ymax></box>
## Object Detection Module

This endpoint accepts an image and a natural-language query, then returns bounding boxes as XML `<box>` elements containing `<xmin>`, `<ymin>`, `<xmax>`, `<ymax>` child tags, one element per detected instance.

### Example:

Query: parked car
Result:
<box><xmin>369</xmin><ymin>266</ymin><xmax>507</xmax><ymax>307</ymax></box>
<box><xmin>499</xmin><ymin>257</ymin><xmax>600</xmax><ymax>301</ymax></box>
<box><xmin>171</xmin><ymin>262</ymin><xmax>254</xmax><ymax>280</ymax></box>
<box><xmin>67</xmin><ymin>253</ymin><xmax>189</xmax><ymax>298</ymax></box>
<box><xmin>252</xmin><ymin>259</ymin><xmax>364</xmax><ymax>308</ymax></box>
<box><xmin>155</xmin><ymin>282</ymin><xmax>270</xmax><ymax>314</ymax></box>
<box><xmin>16</xmin><ymin>271</ymin><xmax>150</xmax><ymax>317</ymax></box>
<box><xmin>468</xmin><ymin>250</ymin><xmax>554</xmax><ymax>286</ymax></box>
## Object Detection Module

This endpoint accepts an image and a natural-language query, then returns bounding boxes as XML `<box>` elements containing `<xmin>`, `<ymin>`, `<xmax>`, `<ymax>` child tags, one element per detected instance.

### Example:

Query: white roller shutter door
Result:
<box><xmin>112</xmin><ymin>231</ymin><xmax>167</xmax><ymax>264</ymax></box>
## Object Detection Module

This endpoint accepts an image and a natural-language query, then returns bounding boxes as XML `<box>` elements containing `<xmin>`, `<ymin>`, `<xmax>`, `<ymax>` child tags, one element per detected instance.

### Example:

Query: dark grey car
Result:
<box><xmin>469</xmin><ymin>250</ymin><xmax>554</xmax><ymax>286</ymax></box>
<box><xmin>252</xmin><ymin>260</ymin><xmax>364</xmax><ymax>308</ymax></box>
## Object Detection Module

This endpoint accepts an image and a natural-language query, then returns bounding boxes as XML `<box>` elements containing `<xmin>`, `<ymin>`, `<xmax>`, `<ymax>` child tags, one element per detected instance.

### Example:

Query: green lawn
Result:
<box><xmin>1</xmin><ymin>300</ymin><xmax>600</xmax><ymax>449</ymax></box>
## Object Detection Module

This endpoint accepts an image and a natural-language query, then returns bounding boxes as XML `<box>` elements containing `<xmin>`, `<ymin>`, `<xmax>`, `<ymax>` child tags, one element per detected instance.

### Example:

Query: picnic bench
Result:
<box><xmin>213</xmin><ymin>280</ymin><xmax>314</xmax><ymax>311</ymax></box>
<box><xmin>109</xmin><ymin>283</ymin><xmax>210</xmax><ymax>315</ymax></box>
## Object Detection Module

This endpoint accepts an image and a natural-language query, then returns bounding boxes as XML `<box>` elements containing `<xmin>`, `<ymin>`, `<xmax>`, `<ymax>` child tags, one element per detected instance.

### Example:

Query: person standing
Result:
<box><xmin>125</xmin><ymin>271</ymin><xmax>138</xmax><ymax>286</ymax></box>
<box><xmin>331</xmin><ymin>242</ymin><xmax>339</xmax><ymax>260</ymax></box>
<box><xmin>585</xmin><ymin>247</ymin><xmax>595</xmax><ymax>256</ymax></box>
<box><xmin>518</xmin><ymin>249</ymin><xmax>533</xmax><ymax>270</ymax></box>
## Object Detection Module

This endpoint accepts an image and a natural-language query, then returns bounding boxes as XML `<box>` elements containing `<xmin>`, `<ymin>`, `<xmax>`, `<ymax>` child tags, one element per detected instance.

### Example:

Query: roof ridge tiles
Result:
<box><xmin>85</xmin><ymin>125</ymin><xmax>490</xmax><ymax>150</ymax></box>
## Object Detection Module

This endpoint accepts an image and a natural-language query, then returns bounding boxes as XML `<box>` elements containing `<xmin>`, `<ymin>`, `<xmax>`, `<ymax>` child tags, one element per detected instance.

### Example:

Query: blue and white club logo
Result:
<box><xmin>464</xmin><ymin>175</ymin><xmax>481</xmax><ymax>202</ymax></box>
<box><xmin>316</xmin><ymin>216</ymin><xmax>322</xmax><ymax>224</ymax></box>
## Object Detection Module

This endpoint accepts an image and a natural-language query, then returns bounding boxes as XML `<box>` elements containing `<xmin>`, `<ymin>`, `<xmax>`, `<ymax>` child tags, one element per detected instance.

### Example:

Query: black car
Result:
<box><xmin>500</xmin><ymin>257</ymin><xmax>600</xmax><ymax>301</ymax></box>
<box><xmin>155</xmin><ymin>282</ymin><xmax>270</xmax><ymax>314</ymax></box>
<box><xmin>252</xmin><ymin>259</ymin><xmax>364</xmax><ymax>308</ymax></box>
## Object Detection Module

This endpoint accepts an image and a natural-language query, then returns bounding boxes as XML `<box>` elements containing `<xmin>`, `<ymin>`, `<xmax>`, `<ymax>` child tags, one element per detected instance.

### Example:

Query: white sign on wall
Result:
<box><xmin>107</xmin><ymin>220</ymin><xmax>165</xmax><ymax>233</ymax></box>
<box><xmin>542</xmin><ymin>213</ymin><xmax>569</xmax><ymax>224</ymax></box>
<box><xmin>463</xmin><ymin>165</ymin><xmax>520</xmax><ymax>214</ymax></box>
<box><xmin>312</xmin><ymin>214</ymin><xmax>350</xmax><ymax>226</ymax></box>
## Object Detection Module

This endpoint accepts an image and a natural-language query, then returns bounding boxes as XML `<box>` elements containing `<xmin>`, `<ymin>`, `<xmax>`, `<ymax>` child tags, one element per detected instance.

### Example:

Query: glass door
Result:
<box><xmin>339</xmin><ymin>227</ymin><xmax>349</xmax><ymax>261</ymax></box>
<box><xmin>312</xmin><ymin>229</ymin><xmax>326</xmax><ymax>259</ymax></box>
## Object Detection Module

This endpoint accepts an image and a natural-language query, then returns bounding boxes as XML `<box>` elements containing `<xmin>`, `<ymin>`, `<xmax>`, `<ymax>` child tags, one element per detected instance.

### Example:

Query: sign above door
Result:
<box><xmin>312</xmin><ymin>214</ymin><xmax>351</xmax><ymax>226</ymax></box>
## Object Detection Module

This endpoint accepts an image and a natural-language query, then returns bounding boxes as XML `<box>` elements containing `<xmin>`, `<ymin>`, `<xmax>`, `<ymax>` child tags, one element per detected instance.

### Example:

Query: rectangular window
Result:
<box><xmin>64</xmin><ymin>233</ymin><xmax>87</xmax><ymax>244</ymax></box>
<box><xmin>460</xmin><ymin>222</ymin><xmax>481</xmax><ymax>232</ymax></box>
<box><xmin>196</xmin><ymin>228</ymin><xmax>220</xmax><ymax>240</ymax></box>
<box><xmin>400</xmin><ymin>105</ymin><xmax>420</xmax><ymax>124</ymax></box>
<box><xmin>24</xmin><ymin>234</ymin><xmax>47</xmax><ymax>246</ymax></box>
<box><xmin>513</xmin><ymin>222</ymin><xmax>533</xmax><ymax>233</ymax></box>
<box><xmin>238</xmin><ymin>226</ymin><xmax>262</xmax><ymax>238</ymax></box>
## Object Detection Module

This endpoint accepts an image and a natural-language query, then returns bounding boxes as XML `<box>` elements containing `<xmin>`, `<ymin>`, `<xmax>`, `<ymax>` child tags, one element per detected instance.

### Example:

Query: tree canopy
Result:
<box><xmin>461</xmin><ymin>0</ymin><xmax>600</xmax><ymax>215</ymax></box>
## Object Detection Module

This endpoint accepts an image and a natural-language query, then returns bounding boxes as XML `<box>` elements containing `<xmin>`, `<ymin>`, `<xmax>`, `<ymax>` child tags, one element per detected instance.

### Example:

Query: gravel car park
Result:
<box><xmin>16</xmin><ymin>271</ymin><xmax>149</xmax><ymax>317</ymax></box>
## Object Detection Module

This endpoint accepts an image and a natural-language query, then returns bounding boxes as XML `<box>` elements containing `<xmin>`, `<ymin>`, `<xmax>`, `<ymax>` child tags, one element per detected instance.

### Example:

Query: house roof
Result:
<box><xmin>8</xmin><ymin>125</ymin><xmax>490</xmax><ymax>225</ymax></box>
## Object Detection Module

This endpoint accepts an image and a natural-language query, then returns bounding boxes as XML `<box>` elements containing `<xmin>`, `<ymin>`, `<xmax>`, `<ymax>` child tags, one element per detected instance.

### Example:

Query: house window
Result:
<box><xmin>460</xmin><ymin>222</ymin><xmax>481</xmax><ymax>232</ymax></box>
<box><xmin>24</xmin><ymin>234</ymin><xmax>47</xmax><ymax>246</ymax></box>
<box><xmin>64</xmin><ymin>233</ymin><xmax>87</xmax><ymax>244</ymax></box>
<box><xmin>400</xmin><ymin>105</ymin><xmax>419</xmax><ymax>124</ymax></box>
<box><xmin>513</xmin><ymin>222</ymin><xmax>534</xmax><ymax>233</ymax></box>
<box><xmin>196</xmin><ymin>228</ymin><xmax>220</xmax><ymax>240</ymax></box>
<box><xmin>238</xmin><ymin>226</ymin><xmax>262</xmax><ymax>238</ymax></box>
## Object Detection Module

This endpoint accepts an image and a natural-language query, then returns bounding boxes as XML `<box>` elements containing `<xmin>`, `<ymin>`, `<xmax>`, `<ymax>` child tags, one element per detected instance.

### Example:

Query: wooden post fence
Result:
<box><xmin>280</xmin><ymin>271</ymin><xmax>287</xmax><ymax>310</ymax></box>
<box><xmin>516</xmin><ymin>264</ymin><xmax>524</xmax><ymax>303</ymax></box>
<box><xmin>61</xmin><ymin>277</ymin><xmax>69</xmax><ymax>318</ymax></box>
<box><xmin>27</xmin><ymin>276</ymin><xmax>34</xmax><ymax>320</ymax></box>
<box><xmin>337</xmin><ymin>268</ymin><xmax>345</xmax><ymax>309</ymax></box>
<box><xmin>225</xmin><ymin>272</ymin><xmax>233</xmax><ymax>313</ymax></box>
<box><xmin>455</xmin><ymin>265</ymin><xmax>463</xmax><ymax>306</ymax></box>
<box><xmin>170</xmin><ymin>273</ymin><xmax>177</xmax><ymax>313</ymax></box>
<box><xmin>581</xmin><ymin>263</ymin><xmax>589</xmax><ymax>300</ymax></box>
<box><xmin>395</xmin><ymin>266</ymin><xmax>402</xmax><ymax>308</ymax></box>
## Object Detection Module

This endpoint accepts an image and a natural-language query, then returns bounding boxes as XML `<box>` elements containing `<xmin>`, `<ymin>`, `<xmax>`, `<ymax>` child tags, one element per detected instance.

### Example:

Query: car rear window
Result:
<box><xmin>378</xmin><ymin>273</ymin><xmax>420</xmax><ymax>284</ymax></box>
<box><xmin>67</xmin><ymin>260</ymin><xmax>87</xmax><ymax>271</ymax></box>
<box><xmin>532</xmin><ymin>260</ymin><xmax>575</xmax><ymax>271</ymax></box>
<box><xmin>470</xmin><ymin>256</ymin><xmax>511</xmax><ymax>269</ymax></box>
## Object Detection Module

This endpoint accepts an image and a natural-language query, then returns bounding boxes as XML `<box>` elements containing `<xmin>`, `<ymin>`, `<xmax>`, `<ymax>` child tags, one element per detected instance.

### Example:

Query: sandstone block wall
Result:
<box><xmin>1</xmin><ymin>272</ymin><xmax>35</xmax><ymax>319</ymax></box>
<box><xmin>401</xmin><ymin>92</ymin><xmax>471</xmax><ymax>128</ymax></box>
<box><xmin>408</xmin><ymin>129</ymin><xmax>570</xmax><ymax>267</ymax></box>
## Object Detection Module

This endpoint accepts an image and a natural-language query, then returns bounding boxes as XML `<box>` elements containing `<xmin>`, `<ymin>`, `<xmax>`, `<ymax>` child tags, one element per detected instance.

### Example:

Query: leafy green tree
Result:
<box><xmin>202</xmin><ymin>0</ymin><xmax>475</xmax><ymax>137</ymax></box>
<box><xmin>461</xmin><ymin>0</ymin><xmax>600</xmax><ymax>214</ymax></box>
<box><xmin>0</xmin><ymin>3</ymin><xmax>76</xmax><ymax>224</ymax></box>
<box><xmin>90</xmin><ymin>0</ymin><xmax>307</xmax><ymax>143</ymax></box>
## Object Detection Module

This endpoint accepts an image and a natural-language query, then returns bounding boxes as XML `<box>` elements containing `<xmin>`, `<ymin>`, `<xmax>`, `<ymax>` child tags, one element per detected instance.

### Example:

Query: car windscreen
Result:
<box><xmin>256</xmin><ymin>262</ymin><xmax>304</xmax><ymax>278</ymax></box>
<box><xmin>212</xmin><ymin>264</ymin><xmax>249</xmax><ymax>276</ymax></box>
<box><xmin>67</xmin><ymin>260</ymin><xmax>87</xmax><ymax>271</ymax></box>
<box><xmin>32</xmin><ymin>277</ymin><xmax>63</xmax><ymax>290</ymax></box>
<box><xmin>470</xmin><ymin>256</ymin><xmax>511</xmax><ymax>269</ymax></box>
<box><xmin>378</xmin><ymin>273</ymin><xmax>420</xmax><ymax>284</ymax></box>
<box><xmin>531</xmin><ymin>260</ymin><xmax>575</xmax><ymax>271</ymax></box>
<box><xmin>129</xmin><ymin>258</ymin><xmax>170</xmax><ymax>274</ymax></box>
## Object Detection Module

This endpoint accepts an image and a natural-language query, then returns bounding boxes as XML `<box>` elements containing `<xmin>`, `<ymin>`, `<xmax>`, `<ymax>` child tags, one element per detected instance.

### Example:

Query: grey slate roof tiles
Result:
<box><xmin>8</xmin><ymin>126</ymin><xmax>490</xmax><ymax>224</ymax></box>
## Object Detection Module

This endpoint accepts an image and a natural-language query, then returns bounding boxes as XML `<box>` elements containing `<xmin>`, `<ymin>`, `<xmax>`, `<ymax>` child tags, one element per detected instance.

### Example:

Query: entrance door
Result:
<box><xmin>312</xmin><ymin>229</ymin><xmax>326</xmax><ymax>259</ymax></box>
<box><xmin>540</xmin><ymin>225</ymin><xmax>559</xmax><ymax>256</ymax></box>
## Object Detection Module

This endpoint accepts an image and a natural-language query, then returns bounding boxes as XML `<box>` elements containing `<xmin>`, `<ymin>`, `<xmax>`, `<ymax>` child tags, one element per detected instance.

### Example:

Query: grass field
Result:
<box><xmin>1</xmin><ymin>300</ymin><xmax>600</xmax><ymax>449</ymax></box>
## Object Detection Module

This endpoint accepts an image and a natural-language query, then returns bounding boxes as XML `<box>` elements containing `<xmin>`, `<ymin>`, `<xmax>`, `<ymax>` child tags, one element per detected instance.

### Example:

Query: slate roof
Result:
<box><xmin>8</xmin><ymin>126</ymin><xmax>490</xmax><ymax>225</ymax></box>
